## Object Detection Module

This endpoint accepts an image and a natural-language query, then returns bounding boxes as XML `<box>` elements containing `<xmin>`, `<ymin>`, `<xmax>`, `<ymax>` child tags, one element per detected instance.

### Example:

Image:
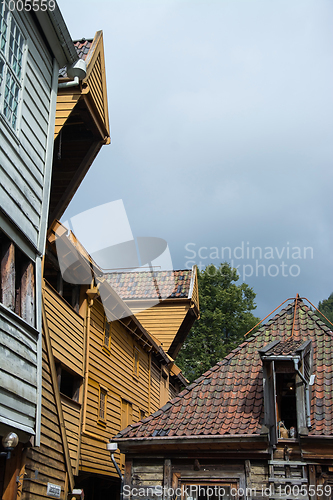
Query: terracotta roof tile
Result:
<box><xmin>104</xmin><ymin>269</ymin><xmax>193</xmax><ymax>300</ymax></box>
<box><xmin>59</xmin><ymin>38</ymin><xmax>93</xmax><ymax>77</ymax></box>
<box><xmin>115</xmin><ymin>299</ymin><xmax>333</xmax><ymax>440</ymax></box>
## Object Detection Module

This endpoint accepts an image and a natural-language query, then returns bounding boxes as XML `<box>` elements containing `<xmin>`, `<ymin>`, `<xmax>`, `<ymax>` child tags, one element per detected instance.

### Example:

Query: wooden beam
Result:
<box><xmin>42</xmin><ymin>295</ymin><xmax>75</xmax><ymax>492</ymax></box>
<box><xmin>163</xmin><ymin>459</ymin><xmax>171</xmax><ymax>500</ymax></box>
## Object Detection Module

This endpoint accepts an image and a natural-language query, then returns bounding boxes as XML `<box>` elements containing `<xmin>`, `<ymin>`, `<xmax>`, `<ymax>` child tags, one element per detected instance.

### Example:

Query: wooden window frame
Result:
<box><xmin>121</xmin><ymin>398</ymin><xmax>133</xmax><ymax>430</ymax></box>
<box><xmin>133</xmin><ymin>347</ymin><xmax>140</xmax><ymax>379</ymax></box>
<box><xmin>56</xmin><ymin>363</ymin><xmax>82</xmax><ymax>404</ymax></box>
<box><xmin>0</xmin><ymin>230</ymin><xmax>35</xmax><ymax>326</ymax></box>
<box><xmin>181</xmin><ymin>481</ymin><xmax>239</xmax><ymax>500</ymax></box>
<box><xmin>103</xmin><ymin>319</ymin><xmax>111</xmax><ymax>353</ymax></box>
<box><xmin>98</xmin><ymin>386</ymin><xmax>108</xmax><ymax>424</ymax></box>
<box><xmin>0</xmin><ymin>2</ymin><xmax>26</xmax><ymax>133</ymax></box>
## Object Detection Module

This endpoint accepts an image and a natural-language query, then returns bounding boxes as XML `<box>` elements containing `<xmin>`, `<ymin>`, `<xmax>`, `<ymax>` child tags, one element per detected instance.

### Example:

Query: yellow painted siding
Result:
<box><xmin>23</xmin><ymin>335</ymin><xmax>68</xmax><ymax>499</ymax></box>
<box><xmin>54</xmin><ymin>92</ymin><xmax>81</xmax><ymax>139</ymax></box>
<box><xmin>134</xmin><ymin>302</ymin><xmax>190</xmax><ymax>352</ymax></box>
<box><xmin>191</xmin><ymin>272</ymin><xmax>200</xmax><ymax>311</ymax></box>
<box><xmin>61</xmin><ymin>397</ymin><xmax>81</xmax><ymax>474</ymax></box>
<box><xmin>150</xmin><ymin>362</ymin><xmax>161</xmax><ymax>413</ymax></box>
<box><xmin>87</xmin><ymin>53</ymin><xmax>105</xmax><ymax>124</ymax></box>
<box><xmin>80</xmin><ymin>300</ymin><xmax>151</xmax><ymax>477</ymax></box>
<box><xmin>43</xmin><ymin>282</ymin><xmax>84</xmax><ymax>376</ymax></box>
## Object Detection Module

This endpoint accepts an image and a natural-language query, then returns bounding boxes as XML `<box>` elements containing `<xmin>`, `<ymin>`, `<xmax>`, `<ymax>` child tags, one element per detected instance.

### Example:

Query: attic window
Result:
<box><xmin>259</xmin><ymin>339</ymin><xmax>313</xmax><ymax>445</ymax></box>
<box><xmin>276</xmin><ymin>373</ymin><xmax>297</xmax><ymax>437</ymax></box>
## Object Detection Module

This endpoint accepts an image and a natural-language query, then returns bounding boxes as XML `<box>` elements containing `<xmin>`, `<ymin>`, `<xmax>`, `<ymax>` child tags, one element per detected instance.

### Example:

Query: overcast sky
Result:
<box><xmin>59</xmin><ymin>0</ymin><xmax>333</xmax><ymax>318</ymax></box>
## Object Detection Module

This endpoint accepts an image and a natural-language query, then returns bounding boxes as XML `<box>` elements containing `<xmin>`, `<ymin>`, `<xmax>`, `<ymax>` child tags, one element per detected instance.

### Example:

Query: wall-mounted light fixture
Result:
<box><xmin>1</xmin><ymin>432</ymin><xmax>19</xmax><ymax>459</ymax></box>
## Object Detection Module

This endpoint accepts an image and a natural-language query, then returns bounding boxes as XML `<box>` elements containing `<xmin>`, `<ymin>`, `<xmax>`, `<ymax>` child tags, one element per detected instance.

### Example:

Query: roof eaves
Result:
<box><xmin>35</xmin><ymin>7</ymin><xmax>78</xmax><ymax>67</ymax></box>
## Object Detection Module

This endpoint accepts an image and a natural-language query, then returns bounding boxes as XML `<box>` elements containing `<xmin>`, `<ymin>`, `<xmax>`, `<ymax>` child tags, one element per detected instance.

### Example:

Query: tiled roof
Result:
<box><xmin>115</xmin><ymin>299</ymin><xmax>333</xmax><ymax>439</ymax></box>
<box><xmin>263</xmin><ymin>338</ymin><xmax>305</xmax><ymax>356</ymax></box>
<box><xmin>104</xmin><ymin>270</ymin><xmax>193</xmax><ymax>300</ymax></box>
<box><xmin>59</xmin><ymin>38</ymin><xmax>93</xmax><ymax>77</ymax></box>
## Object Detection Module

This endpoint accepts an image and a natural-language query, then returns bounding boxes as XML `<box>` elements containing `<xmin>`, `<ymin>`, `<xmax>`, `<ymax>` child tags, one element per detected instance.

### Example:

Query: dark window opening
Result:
<box><xmin>276</xmin><ymin>373</ymin><xmax>297</xmax><ymax>436</ymax></box>
<box><xmin>0</xmin><ymin>230</ymin><xmax>35</xmax><ymax>325</ymax></box>
<box><xmin>43</xmin><ymin>252</ymin><xmax>80</xmax><ymax>313</ymax></box>
<box><xmin>57</xmin><ymin>364</ymin><xmax>81</xmax><ymax>402</ymax></box>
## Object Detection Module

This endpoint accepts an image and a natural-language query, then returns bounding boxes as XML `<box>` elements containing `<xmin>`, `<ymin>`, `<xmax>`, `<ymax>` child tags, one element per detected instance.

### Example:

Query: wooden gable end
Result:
<box><xmin>131</xmin><ymin>270</ymin><xmax>199</xmax><ymax>357</ymax></box>
<box><xmin>133</xmin><ymin>301</ymin><xmax>191</xmax><ymax>353</ymax></box>
<box><xmin>82</xmin><ymin>31</ymin><xmax>110</xmax><ymax>142</ymax></box>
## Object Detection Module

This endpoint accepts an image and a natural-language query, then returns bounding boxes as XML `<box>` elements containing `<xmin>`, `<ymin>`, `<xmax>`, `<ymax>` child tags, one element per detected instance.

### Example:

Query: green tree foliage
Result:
<box><xmin>177</xmin><ymin>263</ymin><xmax>260</xmax><ymax>383</ymax></box>
<box><xmin>318</xmin><ymin>293</ymin><xmax>333</xmax><ymax>329</ymax></box>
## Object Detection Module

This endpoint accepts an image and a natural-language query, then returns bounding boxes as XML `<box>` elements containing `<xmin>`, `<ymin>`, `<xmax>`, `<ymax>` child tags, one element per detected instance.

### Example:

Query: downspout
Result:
<box><xmin>107</xmin><ymin>442</ymin><xmax>123</xmax><ymax>500</ymax></box>
<box><xmin>58</xmin><ymin>76</ymin><xmax>79</xmax><ymax>88</ymax></box>
<box><xmin>58</xmin><ymin>59</ymin><xmax>87</xmax><ymax>89</ymax></box>
<box><xmin>293</xmin><ymin>358</ymin><xmax>311</xmax><ymax>428</ymax></box>
<box><xmin>82</xmin><ymin>289</ymin><xmax>93</xmax><ymax>435</ymax></box>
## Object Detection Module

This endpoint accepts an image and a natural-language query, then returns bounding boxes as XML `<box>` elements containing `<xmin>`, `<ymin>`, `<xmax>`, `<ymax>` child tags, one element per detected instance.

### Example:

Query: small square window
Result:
<box><xmin>56</xmin><ymin>364</ymin><xmax>82</xmax><ymax>403</ymax></box>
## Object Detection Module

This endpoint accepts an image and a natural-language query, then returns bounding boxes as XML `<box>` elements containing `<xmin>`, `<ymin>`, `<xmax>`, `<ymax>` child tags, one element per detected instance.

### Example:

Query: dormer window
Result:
<box><xmin>259</xmin><ymin>339</ymin><xmax>313</xmax><ymax>446</ymax></box>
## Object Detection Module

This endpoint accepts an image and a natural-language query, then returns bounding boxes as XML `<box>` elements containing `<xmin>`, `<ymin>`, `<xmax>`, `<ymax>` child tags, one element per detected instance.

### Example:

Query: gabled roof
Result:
<box><xmin>260</xmin><ymin>338</ymin><xmax>306</xmax><ymax>357</ymax></box>
<box><xmin>104</xmin><ymin>270</ymin><xmax>193</xmax><ymax>300</ymax></box>
<box><xmin>50</xmin><ymin>31</ymin><xmax>110</xmax><ymax>224</ymax></box>
<box><xmin>115</xmin><ymin>299</ymin><xmax>333</xmax><ymax>441</ymax></box>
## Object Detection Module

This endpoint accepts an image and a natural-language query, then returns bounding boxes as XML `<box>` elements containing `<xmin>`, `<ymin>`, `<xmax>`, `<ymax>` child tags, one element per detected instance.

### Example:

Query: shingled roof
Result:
<box><xmin>104</xmin><ymin>270</ymin><xmax>193</xmax><ymax>301</ymax></box>
<box><xmin>115</xmin><ymin>299</ymin><xmax>333</xmax><ymax>440</ymax></box>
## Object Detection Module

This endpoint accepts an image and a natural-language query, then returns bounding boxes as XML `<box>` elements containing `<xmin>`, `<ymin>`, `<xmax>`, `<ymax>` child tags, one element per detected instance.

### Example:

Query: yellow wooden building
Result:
<box><xmin>49</xmin><ymin>32</ymin><xmax>110</xmax><ymax>225</ymax></box>
<box><xmin>20</xmin><ymin>220</ymin><xmax>198</xmax><ymax>499</ymax></box>
<box><xmin>14</xmin><ymin>30</ymin><xmax>199</xmax><ymax>500</ymax></box>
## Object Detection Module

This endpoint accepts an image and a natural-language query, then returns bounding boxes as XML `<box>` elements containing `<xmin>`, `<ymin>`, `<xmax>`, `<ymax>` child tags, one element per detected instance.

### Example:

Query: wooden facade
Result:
<box><xmin>0</xmin><ymin>3</ymin><xmax>81</xmax><ymax>499</ymax></box>
<box><xmin>117</xmin><ymin>299</ymin><xmax>333</xmax><ymax>500</ymax></box>
<box><xmin>49</xmin><ymin>31</ymin><xmax>110</xmax><ymax>224</ymax></box>
<box><xmin>38</xmin><ymin>223</ymin><xmax>194</xmax><ymax>499</ymax></box>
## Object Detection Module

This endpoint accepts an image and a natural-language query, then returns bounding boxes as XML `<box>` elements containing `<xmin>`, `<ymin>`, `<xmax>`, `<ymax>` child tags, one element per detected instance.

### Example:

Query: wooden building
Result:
<box><xmin>50</xmin><ymin>33</ymin><xmax>110</xmax><ymax>225</ymax></box>
<box><xmin>116</xmin><ymin>297</ymin><xmax>333</xmax><ymax>500</ymax></box>
<box><xmin>19</xmin><ymin>33</ymin><xmax>111</xmax><ymax>500</ymax></box>
<box><xmin>0</xmin><ymin>3</ymin><xmax>84</xmax><ymax>499</ymax></box>
<box><xmin>28</xmin><ymin>221</ymin><xmax>197</xmax><ymax>499</ymax></box>
<box><xmin>105</xmin><ymin>268</ymin><xmax>200</xmax><ymax>358</ymax></box>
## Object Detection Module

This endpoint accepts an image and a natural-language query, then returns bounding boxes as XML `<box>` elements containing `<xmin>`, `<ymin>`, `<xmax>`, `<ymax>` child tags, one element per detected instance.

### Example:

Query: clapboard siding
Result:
<box><xmin>61</xmin><ymin>397</ymin><xmax>81</xmax><ymax>473</ymax></box>
<box><xmin>0</xmin><ymin>304</ymin><xmax>37</xmax><ymax>433</ymax></box>
<box><xmin>150</xmin><ymin>363</ymin><xmax>161</xmax><ymax>413</ymax></box>
<box><xmin>54</xmin><ymin>91</ymin><xmax>81</xmax><ymax>138</ymax></box>
<box><xmin>0</xmin><ymin>10</ymin><xmax>53</xmax><ymax>249</ymax></box>
<box><xmin>23</xmin><ymin>335</ymin><xmax>68</xmax><ymax>499</ymax></box>
<box><xmin>43</xmin><ymin>282</ymin><xmax>84</xmax><ymax>375</ymax></box>
<box><xmin>135</xmin><ymin>302</ymin><xmax>190</xmax><ymax>352</ymax></box>
<box><xmin>80</xmin><ymin>300</ymin><xmax>152</xmax><ymax>476</ymax></box>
